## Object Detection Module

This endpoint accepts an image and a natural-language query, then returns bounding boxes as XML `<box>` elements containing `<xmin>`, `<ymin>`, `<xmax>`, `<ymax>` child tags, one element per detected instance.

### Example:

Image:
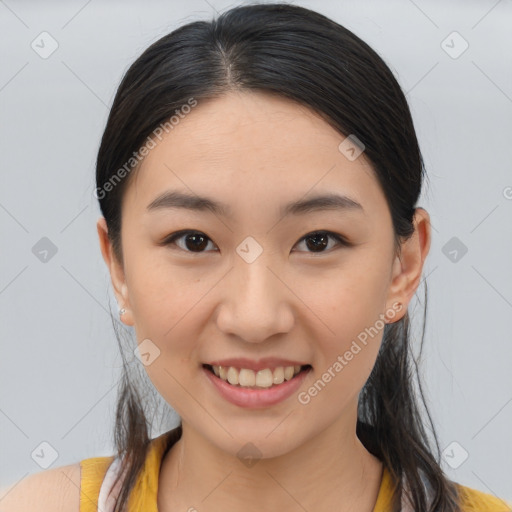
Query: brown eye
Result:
<box><xmin>163</xmin><ymin>230</ymin><xmax>216</xmax><ymax>253</ymax></box>
<box><xmin>162</xmin><ymin>229</ymin><xmax>350</xmax><ymax>254</ymax></box>
<box><xmin>294</xmin><ymin>231</ymin><xmax>349</xmax><ymax>253</ymax></box>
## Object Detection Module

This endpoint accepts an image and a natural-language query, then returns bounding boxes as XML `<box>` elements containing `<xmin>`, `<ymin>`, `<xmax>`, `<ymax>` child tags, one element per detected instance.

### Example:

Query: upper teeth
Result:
<box><xmin>211</xmin><ymin>365</ymin><xmax>303</xmax><ymax>388</ymax></box>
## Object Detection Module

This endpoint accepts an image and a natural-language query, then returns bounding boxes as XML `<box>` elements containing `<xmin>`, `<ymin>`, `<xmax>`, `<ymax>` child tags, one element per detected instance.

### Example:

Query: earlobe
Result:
<box><xmin>385</xmin><ymin>208</ymin><xmax>431</xmax><ymax>322</ymax></box>
<box><xmin>96</xmin><ymin>217</ymin><xmax>133</xmax><ymax>325</ymax></box>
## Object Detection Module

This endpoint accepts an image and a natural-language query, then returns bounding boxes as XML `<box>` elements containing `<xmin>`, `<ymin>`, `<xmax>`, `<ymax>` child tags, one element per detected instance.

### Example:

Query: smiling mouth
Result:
<box><xmin>203</xmin><ymin>363</ymin><xmax>312</xmax><ymax>389</ymax></box>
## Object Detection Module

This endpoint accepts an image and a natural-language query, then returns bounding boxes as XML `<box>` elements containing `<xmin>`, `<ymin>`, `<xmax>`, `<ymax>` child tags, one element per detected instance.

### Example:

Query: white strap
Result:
<box><xmin>97</xmin><ymin>457</ymin><xmax>124</xmax><ymax>512</ymax></box>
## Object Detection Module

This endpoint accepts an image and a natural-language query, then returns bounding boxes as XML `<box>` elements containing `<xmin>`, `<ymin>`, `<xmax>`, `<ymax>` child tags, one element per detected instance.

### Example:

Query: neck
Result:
<box><xmin>158</xmin><ymin>408</ymin><xmax>384</xmax><ymax>512</ymax></box>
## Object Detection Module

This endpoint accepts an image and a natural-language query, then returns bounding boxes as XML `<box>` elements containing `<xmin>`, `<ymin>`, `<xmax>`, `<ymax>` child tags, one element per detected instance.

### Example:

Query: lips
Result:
<box><xmin>202</xmin><ymin>363</ymin><xmax>312</xmax><ymax>408</ymax></box>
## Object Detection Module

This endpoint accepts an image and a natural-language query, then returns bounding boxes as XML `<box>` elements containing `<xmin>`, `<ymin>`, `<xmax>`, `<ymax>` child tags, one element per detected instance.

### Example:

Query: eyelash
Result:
<box><xmin>161</xmin><ymin>229</ymin><xmax>351</xmax><ymax>254</ymax></box>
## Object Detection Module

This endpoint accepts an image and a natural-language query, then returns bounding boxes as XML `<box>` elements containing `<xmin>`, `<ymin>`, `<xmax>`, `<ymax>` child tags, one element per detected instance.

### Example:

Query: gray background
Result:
<box><xmin>1</xmin><ymin>0</ymin><xmax>511</xmax><ymax>502</ymax></box>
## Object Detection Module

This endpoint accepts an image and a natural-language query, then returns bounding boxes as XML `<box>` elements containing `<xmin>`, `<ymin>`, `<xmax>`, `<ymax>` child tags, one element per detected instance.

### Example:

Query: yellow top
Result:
<box><xmin>79</xmin><ymin>428</ymin><xmax>511</xmax><ymax>512</ymax></box>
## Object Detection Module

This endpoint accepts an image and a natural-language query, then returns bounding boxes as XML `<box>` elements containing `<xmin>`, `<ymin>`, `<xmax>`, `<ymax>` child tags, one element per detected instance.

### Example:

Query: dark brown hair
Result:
<box><xmin>95</xmin><ymin>3</ymin><xmax>462</xmax><ymax>510</ymax></box>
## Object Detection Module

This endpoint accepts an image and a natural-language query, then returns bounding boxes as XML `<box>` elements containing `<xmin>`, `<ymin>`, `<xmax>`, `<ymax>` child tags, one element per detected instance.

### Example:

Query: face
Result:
<box><xmin>98</xmin><ymin>90</ymin><xmax>429</xmax><ymax>460</ymax></box>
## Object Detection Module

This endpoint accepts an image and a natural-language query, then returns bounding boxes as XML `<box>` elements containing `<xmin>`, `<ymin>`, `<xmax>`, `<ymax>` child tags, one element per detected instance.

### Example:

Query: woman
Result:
<box><xmin>3</xmin><ymin>3</ymin><xmax>510</xmax><ymax>511</ymax></box>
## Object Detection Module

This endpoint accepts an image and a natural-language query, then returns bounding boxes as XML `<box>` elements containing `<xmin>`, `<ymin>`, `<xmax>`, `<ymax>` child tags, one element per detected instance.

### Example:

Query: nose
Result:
<box><xmin>215</xmin><ymin>258</ymin><xmax>295</xmax><ymax>343</ymax></box>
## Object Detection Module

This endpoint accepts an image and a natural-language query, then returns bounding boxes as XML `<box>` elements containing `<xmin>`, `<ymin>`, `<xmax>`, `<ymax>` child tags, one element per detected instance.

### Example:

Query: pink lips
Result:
<box><xmin>203</xmin><ymin>364</ymin><xmax>312</xmax><ymax>409</ymax></box>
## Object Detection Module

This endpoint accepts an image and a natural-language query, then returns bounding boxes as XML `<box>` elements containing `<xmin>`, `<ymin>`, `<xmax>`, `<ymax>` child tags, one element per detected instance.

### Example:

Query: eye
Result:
<box><xmin>162</xmin><ymin>230</ymin><xmax>217</xmax><ymax>253</ymax></box>
<box><xmin>161</xmin><ymin>229</ymin><xmax>350</xmax><ymax>254</ymax></box>
<box><xmin>293</xmin><ymin>230</ymin><xmax>351</xmax><ymax>254</ymax></box>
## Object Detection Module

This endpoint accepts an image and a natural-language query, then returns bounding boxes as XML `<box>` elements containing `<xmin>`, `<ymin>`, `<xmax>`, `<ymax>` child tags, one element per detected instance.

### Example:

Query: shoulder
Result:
<box><xmin>0</xmin><ymin>462</ymin><xmax>81</xmax><ymax>511</ymax></box>
<box><xmin>455</xmin><ymin>482</ymin><xmax>512</xmax><ymax>512</ymax></box>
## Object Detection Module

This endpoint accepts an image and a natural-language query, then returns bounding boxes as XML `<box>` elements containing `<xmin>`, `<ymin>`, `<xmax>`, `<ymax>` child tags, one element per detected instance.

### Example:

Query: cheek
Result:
<box><xmin>307</xmin><ymin>256</ymin><xmax>389</xmax><ymax>331</ymax></box>
<box><xmin>125</xmin><ymin>250</ymin><xmax>206</xmax><ymax>336</ymax></box>
<box><xmin>143</xmin><ymin>360</ymin><xmax>192</xmax><ymax>419</ymax></box>
<box><xmin>127</xmin><ymin>272</ymin><xmax>216</xmax><ymax>396</ymax></box>
<box><xmin>309</xmin><ymin>256</ymin><xmax>389</xmax><ymax>373</ymax></box>
<box><xmin>313</xmin><ymin>317</ymin><xmax>384</xmax><ymax>409</ymax></box>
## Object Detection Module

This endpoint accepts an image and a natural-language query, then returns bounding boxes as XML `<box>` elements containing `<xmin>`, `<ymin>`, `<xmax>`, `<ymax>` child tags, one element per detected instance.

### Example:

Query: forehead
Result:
<box><xmin>124</xmin><ymin>91</ymin><xmax>387</xmax><ymax>222</ymax></box>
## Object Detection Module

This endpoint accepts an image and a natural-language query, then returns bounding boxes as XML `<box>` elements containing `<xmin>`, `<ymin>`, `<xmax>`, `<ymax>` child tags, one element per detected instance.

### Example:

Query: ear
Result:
<box><xmin>385</xmin><ymin>207</ymin><xmax>431</xmax><ymax>323</ymax></box>
<box><xmin>96</xmin><ymin>217</ymin><xmax>134</xmax><ymax>326</ymax></box>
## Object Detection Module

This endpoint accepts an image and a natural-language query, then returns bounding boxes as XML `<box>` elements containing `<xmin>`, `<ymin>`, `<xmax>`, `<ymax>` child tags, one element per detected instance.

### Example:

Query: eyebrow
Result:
<box><xmin>146</xmin><ymin>190</ymin><xmax>365</xmax><ymax>218</ymax></box>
